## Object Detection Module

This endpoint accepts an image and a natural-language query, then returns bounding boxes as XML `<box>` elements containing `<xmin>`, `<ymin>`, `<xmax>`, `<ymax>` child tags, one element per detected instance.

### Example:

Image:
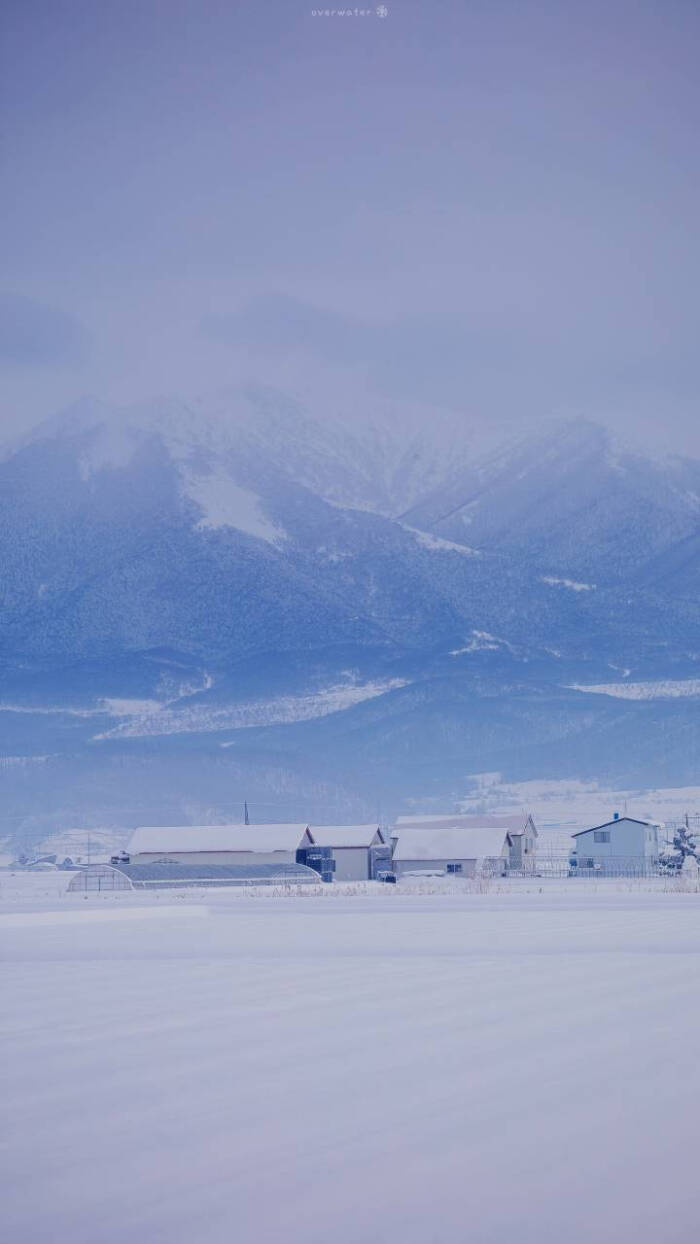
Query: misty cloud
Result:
<box><xmin>202</xmin><ymin>296</ymin><xmax>373</xmax><ymax>367</ymax></box>
<box><xmin>1</xmin><ymin>1</ymin><xmax>699</xmax><ymax>447</ymax></box>
<box><xmin>201</xmin><ymin>293</ymin><xmax>700</xmax><ymax>422</ymax></box>
<box><xmin>0</xmin><ymin>294</ymin><xmax>90</xmax><ymax>368</ymax></box>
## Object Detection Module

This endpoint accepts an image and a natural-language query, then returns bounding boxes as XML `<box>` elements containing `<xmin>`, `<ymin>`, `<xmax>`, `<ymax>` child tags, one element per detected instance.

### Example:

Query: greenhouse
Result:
<box><xmin>67</xmin><ymin>861</ymin><xmax>322</xmax><ymax>892</ymax></box>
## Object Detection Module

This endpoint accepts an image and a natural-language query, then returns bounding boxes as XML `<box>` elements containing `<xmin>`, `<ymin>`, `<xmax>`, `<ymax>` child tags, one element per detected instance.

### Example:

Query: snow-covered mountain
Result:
<box><xmin>15</xmin><ymin>385</ymin><xmax>506</xmax><ymax>519</ymax></box>
<box><xmin>403</xmin><ymin>419</ymin><xmax>700</xmax><ymax>583</ymax></box>
<box><xmin>2</xmin><ymin>389</ymin><xmax>699</xmax><ymax>843</ymax></box>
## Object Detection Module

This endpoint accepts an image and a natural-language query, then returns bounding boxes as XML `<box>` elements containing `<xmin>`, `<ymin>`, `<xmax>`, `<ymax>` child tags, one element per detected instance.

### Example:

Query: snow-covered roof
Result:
<box><xmin>392</xmin><ymin>826</ymin><xmax>510</xmax><ymax>862</ymax></box>
<box><xmin>310</xmin><ymin>825</ymin><xmax>384</xmax><ymax>848</ymax></box>
<box><xmin>127</xmin><ymin>824</ymin><xmax>311</xmax><ymax>855</ymax></box>
<box><xmin>395</xmin><ymin>813</ymin><xmax>536</xmax><ymax>836</ymax></box>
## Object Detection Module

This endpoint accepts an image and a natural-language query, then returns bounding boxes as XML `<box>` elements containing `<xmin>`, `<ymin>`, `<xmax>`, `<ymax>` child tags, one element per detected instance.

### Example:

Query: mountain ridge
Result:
<box><xmin>1</xmin><ymin>390</ymin><xmax>699</xmax><ymax>843</ymax></box>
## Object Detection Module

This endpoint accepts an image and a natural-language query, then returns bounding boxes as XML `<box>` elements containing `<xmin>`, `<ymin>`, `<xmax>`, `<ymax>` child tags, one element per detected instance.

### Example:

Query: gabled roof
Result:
<box><xmin>572</xmin><ymin>817</ymin><xmax>653</xmax><ymax>838</ymax></box>
<box><xmin>392</xmin><ymin>825</ymin><xmax>511</xmax><ymax>862</ymax></box>
<box><xmin>127</xmin><ymin>824</ymin><xmax>312</xmax><ymax>855</ymax></box>
<box><xmin>395</xmin><ymin>813</ymin><xmax>536</xmax><ymax>837</ymax></box>
<box><xmin>310</xmin><ymin>825</ymin><xmax>384</xmax><ymax>848</ymax></box>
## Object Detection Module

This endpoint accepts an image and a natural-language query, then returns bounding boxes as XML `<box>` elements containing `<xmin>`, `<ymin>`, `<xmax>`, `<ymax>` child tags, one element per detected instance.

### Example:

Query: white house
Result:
<box><xmin>391</xmin><ymin>825</ymin><xmax>511</xmax><ymax>879</ymax></box>
<box><xmin>394</xmin><ymin>813</ymin><xmax>537</xmax><ymax>872</ymax></box>
<box><xmin>309</xmin><ymin>825</ymin><xmax>387</xmax><ymax>881</ymax></box>
<box><xmin>571</xmin><ymin>816</ymin><xmax>660</xmax><ymax>875</ymax></box>
<box><xmin>126</xmin><ymin>824</ymin><xmax>314</xmax><ymax>867</ymax></box>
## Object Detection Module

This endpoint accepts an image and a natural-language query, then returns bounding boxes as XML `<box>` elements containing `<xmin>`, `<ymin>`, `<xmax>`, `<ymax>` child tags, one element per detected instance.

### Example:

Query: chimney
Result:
<box><xmin>613</xmin><ymin>811</ymin><xmax>619</xmax><ymax>820</ymax></box>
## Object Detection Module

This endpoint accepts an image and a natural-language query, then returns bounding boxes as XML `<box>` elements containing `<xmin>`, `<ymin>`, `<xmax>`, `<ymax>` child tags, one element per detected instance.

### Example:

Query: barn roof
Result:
<box><xmin>395</xmin><ymin>813</ymin><xmax>536</xmax><ymax>836</ymax></box>
<box><xmin>310</xmin><ymin>825</ymin><xmax>384</xmax><ymax>848</ymax></box>
<box><xmin>127</xmin><ymin>824</ymin><xmax>312</xmax><ymax>855</ymax></box>
<box><xmin>392</xmin><ymin>825</ymin><xmax>511</xmax><ymax>862</ymax></box>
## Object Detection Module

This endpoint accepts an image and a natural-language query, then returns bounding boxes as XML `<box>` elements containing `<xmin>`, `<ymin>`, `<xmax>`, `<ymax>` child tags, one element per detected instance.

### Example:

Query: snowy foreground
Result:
<box><xmin>3</xmin><ymin>877</ymin><xmax>700</xmax><ymax>1243</ymax></box>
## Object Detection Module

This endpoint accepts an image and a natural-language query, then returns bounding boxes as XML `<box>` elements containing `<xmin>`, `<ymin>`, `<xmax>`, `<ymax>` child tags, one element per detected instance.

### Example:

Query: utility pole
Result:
<box><xmin>244</xmin><ymin>801</ymin><xmax>249</xmax><ymax>826</ymax></box>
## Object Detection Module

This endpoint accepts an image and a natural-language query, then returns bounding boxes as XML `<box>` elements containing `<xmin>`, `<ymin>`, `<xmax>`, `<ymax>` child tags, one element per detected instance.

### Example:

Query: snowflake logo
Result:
<box><xmin>376</xmin><ymin>4</ymin><xmax>389</xmax><ymax>16</ymax></box>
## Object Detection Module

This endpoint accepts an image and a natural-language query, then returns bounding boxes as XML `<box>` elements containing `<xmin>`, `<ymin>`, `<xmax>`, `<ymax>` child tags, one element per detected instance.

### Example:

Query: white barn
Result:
<box><xmin>309</xmin><ymin>825</ymin><xmax>386</xmax><ymax>881</ymax></box>
<box><xmin>394</xmin><ymin>813</ymin><xmax>537</xmax><ymax>873</ymax></box>
<box><xmin>572</xmin><ymin>816</ymin><xmax>659</xmax><ymax>875</ymax></box>
<box><xmin>391</xmin><ymin>825</ymin><xmax>511</xmax><ymax>879</ymax></box>
<box><xmin>126</xmin><ymin>824</ymin><xmax>313</xmax><ymax>867</ymax></box>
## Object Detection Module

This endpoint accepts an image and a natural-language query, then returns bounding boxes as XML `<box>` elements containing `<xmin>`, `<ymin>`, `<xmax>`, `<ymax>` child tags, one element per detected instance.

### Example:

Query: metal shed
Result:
<box><xmin>67</xmin><ymin>862</ymin><xmax>322</xmax><ymax>891</ymax></box>
<box><xmin>390</xmin><ymin>825</ymin><xmax>511</xmax><ymax>879</ymax></box>
<box><xmin>394</xmin><ymin>813</ymin><xmax>537</xmax><ymax>873</ymax></box>
<box><xmin>308</xmin><ymin>825</ymin><xmax>387</xmax><ymax>881</ymax></box>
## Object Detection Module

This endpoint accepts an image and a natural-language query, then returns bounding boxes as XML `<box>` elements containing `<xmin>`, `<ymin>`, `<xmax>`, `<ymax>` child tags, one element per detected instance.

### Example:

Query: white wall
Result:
<box><xmin>332</xmin><ymin>848</ymin><xmax>371</xmax><ymax>882</ymax></box>
<box><xmin>393</xmin><ymin>857</ymin><xmax>508</xmax><ymax>879</ymax></box>
<box><xmin>510</xmin><ymin>834</ymin><xmax>537</xmax><ymax>873</ymax></box>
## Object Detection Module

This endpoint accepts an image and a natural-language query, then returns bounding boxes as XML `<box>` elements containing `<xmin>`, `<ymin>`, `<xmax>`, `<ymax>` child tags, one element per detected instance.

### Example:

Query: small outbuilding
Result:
<box><xmin>309</xmin><ymin>825</ymin><xmax>388</xmax><ymax>881</ymax></box>
<box><xmin>394</xmin><ymin>813</ymin><xmax>537</xmax><ymax>873</ymax></box>
<box><xmin>126</xmin><ymin>824</ymin><xmax>313</xmax><ymax>867</ymax></box>
<box><xmin>571</xmin><ymin>816</ymin><xmax>659</xmax><ymax>875</ymax></box>
<box><xmin>391</xmin><ymin>825</ymin><xmax>511</xmax><ymax>879</ymax></box>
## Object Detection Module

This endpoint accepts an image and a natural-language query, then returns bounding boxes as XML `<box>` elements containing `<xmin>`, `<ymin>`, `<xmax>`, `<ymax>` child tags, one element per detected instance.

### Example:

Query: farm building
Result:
<box><xmin>391</xmin><ymin>825</ymin><xmax>511</xmax><ymax>879</ymax></box>
<box><xmin>571</xmin><ymin>816</ymin><xmax>660</xmax><ymax>875</ymax></box>
<box><xmin>394</xmin><ymin>813</ymin><xmax>537</xmax><ymax>872</ymax></box>
<box><xmin>126</xmin><ymin>824</ymin><xmax>313</xmax><ymax>867</ymax></box>
<box><xmin>309</xmin><ymin>825</ymin><xmax>388</xmax><ymax>881</ymax></box>
<box><xmin>67</xmin><ymin>862</ymin><xmax>321</xmax><ymax>892</ymax></box>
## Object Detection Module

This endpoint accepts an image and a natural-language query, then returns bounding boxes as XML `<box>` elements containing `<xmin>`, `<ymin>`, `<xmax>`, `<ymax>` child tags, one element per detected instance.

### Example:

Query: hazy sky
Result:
<box><xmin>2</xmin><ymin>0</ymin><xmax>699</xmax><ymax>449</ymax></box>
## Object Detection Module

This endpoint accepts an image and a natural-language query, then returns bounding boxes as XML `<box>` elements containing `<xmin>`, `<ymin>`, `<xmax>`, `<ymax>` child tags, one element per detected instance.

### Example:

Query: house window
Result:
<box><xmin>593</xmin><ymin>831</ymin><xmax>611</xmax><ymax>843</ymax></box>
<box><xmin>446</xmin><ymin>863</ymin><xmax>463</xmax><ymax>874</ymax></box>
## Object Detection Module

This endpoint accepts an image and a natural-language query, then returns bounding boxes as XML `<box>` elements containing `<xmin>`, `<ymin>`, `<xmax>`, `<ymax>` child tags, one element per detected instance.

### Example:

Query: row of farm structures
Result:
<box><xmin>11</xmin><ymin>812</ymin><xmax>700</xmax><ymax>890</ymax></box>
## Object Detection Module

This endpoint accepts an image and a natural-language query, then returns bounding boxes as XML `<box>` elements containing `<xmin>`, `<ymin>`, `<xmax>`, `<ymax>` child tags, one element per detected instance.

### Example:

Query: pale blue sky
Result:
<box><xmin>2</xmin><ymin>0</ymin><xmax>699</xmax><ymax>448</ymax></box>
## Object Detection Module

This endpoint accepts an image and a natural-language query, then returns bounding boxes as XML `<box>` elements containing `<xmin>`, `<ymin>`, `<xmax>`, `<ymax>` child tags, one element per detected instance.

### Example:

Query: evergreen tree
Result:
<box><xmin>661</xmin><ymin>819</ymin><xmax>699</xmax><ymax>872</ymax></box>
<box><xmin>673</xmin><ymin>821</ymin><xmax>698</xmax><ymax>862</ymax></box>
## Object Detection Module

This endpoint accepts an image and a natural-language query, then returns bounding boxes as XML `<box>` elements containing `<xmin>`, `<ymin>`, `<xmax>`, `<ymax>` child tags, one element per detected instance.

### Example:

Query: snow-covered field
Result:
<box><xmin>459</xmin><ymin>774</ymin><xmax>700</xmax><ymax>835</ymax></box>
<box><xmin>3</xmin><ymin>874</ymin><xmax>699</xmax><ymax>1243</ymax></box>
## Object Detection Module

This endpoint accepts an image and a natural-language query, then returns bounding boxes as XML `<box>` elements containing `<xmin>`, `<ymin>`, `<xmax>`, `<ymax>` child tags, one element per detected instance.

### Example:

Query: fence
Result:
<box><xmin>521</xmin><ymin>850</ymin><xmax>665</xmax><ymax>880</ymax></box>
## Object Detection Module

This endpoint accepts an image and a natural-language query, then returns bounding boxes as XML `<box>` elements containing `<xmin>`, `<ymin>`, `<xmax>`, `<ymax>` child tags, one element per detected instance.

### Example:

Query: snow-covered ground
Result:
<box><xmin>3</xmin><ymin>874</ymin><xmax>700</xmax><ymax>1243</ymax></box>
<box><xmin>569</xmin><ymin>679</ymin><xmax>700</xmax><ymax>699</ymax></box>
<box><xmin>540</xmin><ymin>574</ymin><xmax>596</xmax><ymax>591</ymax></box>
<box><xmin>459</xmin><ymin>775</ymin><xmax>700</xmax><ymax>835</ymax></box>
<box><xmin>95</xmin><ymin>678</ymin><xmax>408</xmax><ymax>740</ymax></box>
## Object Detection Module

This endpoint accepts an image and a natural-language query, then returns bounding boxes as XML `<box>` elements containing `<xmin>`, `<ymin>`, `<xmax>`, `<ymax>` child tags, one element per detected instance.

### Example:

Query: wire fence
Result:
<box><xmin>516</xmin><ymin>851</ymin><xmax>667</xmax><ymax>879</ymax></box>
